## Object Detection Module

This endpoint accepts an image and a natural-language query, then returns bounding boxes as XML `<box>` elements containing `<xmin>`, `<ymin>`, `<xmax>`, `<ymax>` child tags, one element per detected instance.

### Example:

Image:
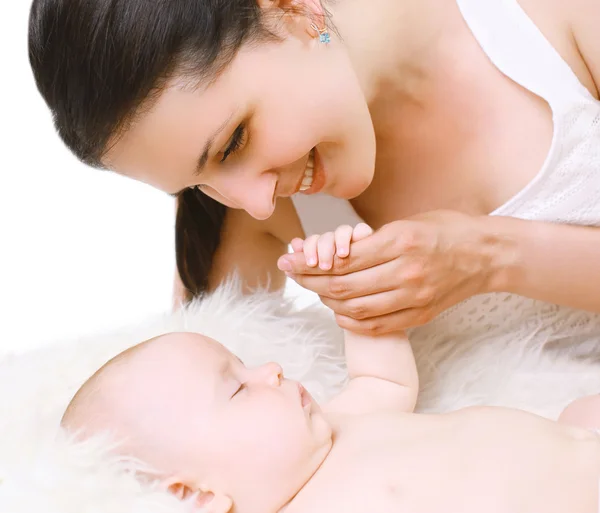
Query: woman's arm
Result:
<box><xmin>569</xmin><ymin>0</ymin><xmax>600</xmax><ymax>98</ymax></box>
<box><xmin>279</xmin><ymin>210</ymin><xmax>600</xmax><ymax>334</ymax></box>
<box><xmin>487</xmin><ymin>216</ymin><xmax>600</xmax><ymax>314</ymax></box>
<box><xmin>485</xmin><ymin>1</ymin><xmax>600</xmax><ymax>310</ymax></box>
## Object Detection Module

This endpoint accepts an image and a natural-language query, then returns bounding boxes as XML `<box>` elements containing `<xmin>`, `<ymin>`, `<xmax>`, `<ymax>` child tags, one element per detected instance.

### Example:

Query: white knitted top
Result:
<box><xmin>291</xmin><ymin>0</ymin><xmax>600</xmax><ymax>362</ymax></box>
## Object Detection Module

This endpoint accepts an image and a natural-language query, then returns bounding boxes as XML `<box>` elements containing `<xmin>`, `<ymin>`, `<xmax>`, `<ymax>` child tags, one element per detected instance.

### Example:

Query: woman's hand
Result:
<box><xmin>278</xmin><ymin>210</ymin><xmax>506</xmax><ymax>335</ymax></box>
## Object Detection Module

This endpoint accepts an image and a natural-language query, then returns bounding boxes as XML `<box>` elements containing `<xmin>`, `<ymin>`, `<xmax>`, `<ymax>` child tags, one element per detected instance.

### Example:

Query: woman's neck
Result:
<box><xmin>329</xmin><ymin>0</ymin><xmax>451</xmax><ymax>104</ymax></box>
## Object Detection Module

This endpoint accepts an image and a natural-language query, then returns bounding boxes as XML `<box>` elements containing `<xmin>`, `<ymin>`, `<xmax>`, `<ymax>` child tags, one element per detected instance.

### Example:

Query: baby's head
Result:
<box><xmin>62</xmin><ymin>332</ymin><xmax>333</xmax><ymax>513</ymax></box>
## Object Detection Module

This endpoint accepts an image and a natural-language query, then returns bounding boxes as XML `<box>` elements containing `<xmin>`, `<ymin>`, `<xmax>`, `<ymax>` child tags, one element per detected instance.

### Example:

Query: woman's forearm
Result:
<box><xmin>485</xmin><ymin>216</ymin><xmax>600</xmax><ymax>313</ymax></box>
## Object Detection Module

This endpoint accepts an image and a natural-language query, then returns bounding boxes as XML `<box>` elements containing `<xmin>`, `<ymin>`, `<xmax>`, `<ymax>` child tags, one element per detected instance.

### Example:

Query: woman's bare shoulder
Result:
<box><xmin>518</xmin><ymin>0</ymin><xmax>599</xmax><ymax>99</ymax></box>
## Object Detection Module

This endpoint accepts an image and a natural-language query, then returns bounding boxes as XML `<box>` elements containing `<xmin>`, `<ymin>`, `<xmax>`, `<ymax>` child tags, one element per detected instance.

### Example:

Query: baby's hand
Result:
<box><xmin>290</xmin><ymin>223</ymin><xmax>373</xmax><ymax>270</ymax></box>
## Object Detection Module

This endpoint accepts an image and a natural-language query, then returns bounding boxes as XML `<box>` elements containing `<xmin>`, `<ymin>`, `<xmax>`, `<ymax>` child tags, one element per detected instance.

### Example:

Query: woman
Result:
<box><xmin>28</xmin><ymin>0</ymin><xmax>600</xmax><ymax>361</ymax></box>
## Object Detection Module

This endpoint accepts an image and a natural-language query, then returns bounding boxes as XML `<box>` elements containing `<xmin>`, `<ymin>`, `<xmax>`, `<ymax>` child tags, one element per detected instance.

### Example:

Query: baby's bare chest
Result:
<box><xmin>292</xmin><ymin>411</ymin><xmax>600</xmax><ymax>513</ymax></box>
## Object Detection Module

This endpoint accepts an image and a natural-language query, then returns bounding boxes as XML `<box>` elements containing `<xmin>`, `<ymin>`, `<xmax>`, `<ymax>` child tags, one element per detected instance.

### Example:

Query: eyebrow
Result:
<box><xmin>195</xmin><ymin>113</ymin><xmax>234</xmax><ymax>176</ymax></box>
<box><xmin>220</xmin><ymin>358</ymin><xmax>231</xmax><ymax>376</ymax></box>
<box><xmin>218</xmin><ymin>352</ymin><xmax>244</xmax><ymax>371</ymax></box>
<box><xmin>168</xmin><ymin>111</ymin><xmax>235</xmax><ymax>197</ymax></box>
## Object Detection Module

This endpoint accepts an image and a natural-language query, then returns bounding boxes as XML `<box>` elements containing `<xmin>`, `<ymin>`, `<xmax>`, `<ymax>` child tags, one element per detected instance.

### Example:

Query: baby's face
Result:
<box><xmin>116</xmin><ymin>333</ymin><xmax>333</xmax><ymax>512</ymax></box>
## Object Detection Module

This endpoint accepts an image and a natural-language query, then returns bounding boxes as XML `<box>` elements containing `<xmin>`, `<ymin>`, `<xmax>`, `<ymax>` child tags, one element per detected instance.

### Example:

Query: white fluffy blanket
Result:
<box><xmin>1</xmin><ymin>280</ymin><xmax>599</xmax><ymax>513</ymax></box>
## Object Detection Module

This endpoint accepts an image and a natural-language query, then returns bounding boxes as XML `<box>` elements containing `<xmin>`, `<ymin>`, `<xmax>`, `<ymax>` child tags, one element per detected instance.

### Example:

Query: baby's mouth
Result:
<box><xmin>298</xmin><ymin>382</ymin><xmax>312</xmax><ymax>409</ymax></box>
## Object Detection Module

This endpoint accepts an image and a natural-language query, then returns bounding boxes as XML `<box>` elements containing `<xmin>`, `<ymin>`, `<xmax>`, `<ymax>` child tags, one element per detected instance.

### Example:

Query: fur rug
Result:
<box><xmin>1</xmin><ymin>280</ymin><xmax>599</xmax><ymax>513</ymax></box>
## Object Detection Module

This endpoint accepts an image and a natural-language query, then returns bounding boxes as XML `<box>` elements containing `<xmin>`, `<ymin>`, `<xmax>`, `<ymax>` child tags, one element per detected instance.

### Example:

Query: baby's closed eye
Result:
<box><xmin>232</xmin><ymin>383</ymin><xmax>246</xmax><ymax>398</ymax></box>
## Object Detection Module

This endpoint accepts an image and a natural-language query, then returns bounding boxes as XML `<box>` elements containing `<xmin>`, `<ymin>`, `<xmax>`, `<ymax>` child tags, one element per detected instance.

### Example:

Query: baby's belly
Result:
<box><xmin>306</xmin><ymin>410</ymin><xmax>600</xmax><ymax>513</ymax></box>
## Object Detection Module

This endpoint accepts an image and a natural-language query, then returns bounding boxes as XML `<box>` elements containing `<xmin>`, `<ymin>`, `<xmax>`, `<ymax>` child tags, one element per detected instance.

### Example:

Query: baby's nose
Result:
<box><xmin>256</xmin><ymin>361</ymin><xmax>283</xmax><ymax>386</ymax></box>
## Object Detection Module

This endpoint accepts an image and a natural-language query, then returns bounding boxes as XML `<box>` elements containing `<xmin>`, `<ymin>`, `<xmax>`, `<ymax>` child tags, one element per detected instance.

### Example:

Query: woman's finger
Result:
<box><xmin>334</xmin><ymin>306</ymin><xmax>434</xmax><ymax>335</ymax></box>
<box><xmin>289</xmin><ymin>258</ymin><xmax>400</xmax><ymax>299</ymax></box>
<box><xmin>319</xmin><ymin>288</ymin><xmax>413</xmax><ymax>320</ymax></box>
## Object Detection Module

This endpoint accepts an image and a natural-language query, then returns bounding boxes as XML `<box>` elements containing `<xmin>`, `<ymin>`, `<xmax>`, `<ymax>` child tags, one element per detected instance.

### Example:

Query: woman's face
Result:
<box><xmin>106</xmin><ymin>25</ymin><xmax>376</xmax><ymax>220</ymax></box>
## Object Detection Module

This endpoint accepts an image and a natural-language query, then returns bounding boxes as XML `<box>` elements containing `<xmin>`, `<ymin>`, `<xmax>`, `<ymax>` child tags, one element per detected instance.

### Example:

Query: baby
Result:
<box><xmin>63</xmin><ymin>225</ymin><xmax>600</xmax><ymax>513</ymax></box>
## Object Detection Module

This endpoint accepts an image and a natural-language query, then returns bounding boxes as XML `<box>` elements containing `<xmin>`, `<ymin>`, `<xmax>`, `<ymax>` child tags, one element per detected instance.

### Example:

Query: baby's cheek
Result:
<box><xmin>254</xmin><ymin>408</ymin><xmax>306</xmax><ymax>447</ymax></box>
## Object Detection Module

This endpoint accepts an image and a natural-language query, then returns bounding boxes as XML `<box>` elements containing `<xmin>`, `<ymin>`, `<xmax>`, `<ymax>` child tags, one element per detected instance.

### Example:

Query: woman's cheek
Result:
<box><xmin>201</xmin><ymin>186</ymin><xmax>237</xmax><ymax>208</ymax></box>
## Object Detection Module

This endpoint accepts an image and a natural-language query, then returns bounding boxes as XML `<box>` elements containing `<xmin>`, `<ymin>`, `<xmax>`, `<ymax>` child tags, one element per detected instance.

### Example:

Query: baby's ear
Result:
<box><xmin>199</xmin><ymin>490</ymin><xmax>233</xmax><ymax>513</ymax></box>
<box><xmin>163</xmin><ymin>478</ymin><xmax>196</xmax><ymax>501</ymax></box>
<box><xmin>163</xmin><ymin>478</ymin><xmax>233</xmax><ymax>513</ymax></box>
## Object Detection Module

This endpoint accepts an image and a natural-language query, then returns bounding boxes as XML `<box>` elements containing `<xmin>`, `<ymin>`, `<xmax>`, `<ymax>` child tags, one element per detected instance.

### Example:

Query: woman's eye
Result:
<box><xmin>220</xmin><ymin>124</ymin><xmax>246</xmax><ymax>163</ymax></box>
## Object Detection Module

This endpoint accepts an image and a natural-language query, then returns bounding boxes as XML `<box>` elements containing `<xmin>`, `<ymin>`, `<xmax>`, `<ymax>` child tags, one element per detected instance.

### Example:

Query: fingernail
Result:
<box><xmin>307</xmin><ymin>258</ymin><xmax>317</xmax><ymax>266</ymax></box>
<box><xmin>337</xmin><ymin>249</ymin><xmax>348</xmax><ymax>257</ymax></box>
<box><xmin>278</xmin><ymin>259</ymin><xmax>292</xmax><ymax>272</ymax></box>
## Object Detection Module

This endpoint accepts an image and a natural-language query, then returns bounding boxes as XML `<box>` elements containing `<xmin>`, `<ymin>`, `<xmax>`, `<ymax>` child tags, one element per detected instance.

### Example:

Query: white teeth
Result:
<box><xmin>301</xmin><ymin>172</ymin><xmax>313</xmax><ymax>190</ymax></box>
<box><xmin>300</xmin><ymin>150</ymin><xmax>315</xmax><ymax>191</ymax></box>
<box><xmin>298</xmin><ymin>149</ymin><xmax>315</xmax><ymax>192</ymax></box>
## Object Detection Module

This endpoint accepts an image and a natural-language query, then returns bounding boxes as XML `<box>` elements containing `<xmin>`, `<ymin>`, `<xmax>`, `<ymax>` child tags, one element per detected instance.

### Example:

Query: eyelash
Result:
<box><xmin>220</xmin><ymin>124</ymin><xmax>246</xmax><ymax>163</ymax></box>
<box><xmin>190</xmin><ymin>124</ymin><xmax>247</xmax><ymax>192</ymax></box>
<box><xmin>232</xmin><ymin>383</ymin><xmax>245</xmax><ymax>397</ymax></box>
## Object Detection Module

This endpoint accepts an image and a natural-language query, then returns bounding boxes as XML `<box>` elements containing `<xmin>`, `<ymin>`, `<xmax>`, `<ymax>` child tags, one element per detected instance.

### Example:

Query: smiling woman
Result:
<box><xmin>27</xmin><ymin>0</ymin><xmax>600</xmax><ymax>377</ymax></box>
<box><xmin>104</xmin><ymin>32</ymin><xmax>374</xmax><ymax>213</ymax></box>
<box><xmin>29</xmin><ymin>0</ymin><xmax>375</xmax><ymax>298</ymax></box>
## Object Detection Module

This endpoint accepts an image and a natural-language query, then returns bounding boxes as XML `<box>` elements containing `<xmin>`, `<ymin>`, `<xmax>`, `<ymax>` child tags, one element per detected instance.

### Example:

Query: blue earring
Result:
<box><xmin>311</xmin><ymin>23</ymin><xmax>331</xmax><ymax>44</ymax></box>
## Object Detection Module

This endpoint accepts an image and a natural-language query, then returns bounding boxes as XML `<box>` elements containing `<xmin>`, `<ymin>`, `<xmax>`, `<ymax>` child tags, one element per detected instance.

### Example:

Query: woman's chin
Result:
<box><xmin>331</xmin><ymin>169</ymin><xmax>374</xmax><ymax>200</ymax></box>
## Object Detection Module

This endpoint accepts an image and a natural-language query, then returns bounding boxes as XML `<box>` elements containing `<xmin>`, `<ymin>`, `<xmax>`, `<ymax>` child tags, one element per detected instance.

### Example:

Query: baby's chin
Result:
<box><xmin>306</xmin><ymin>406</ymin><xmax>334</xmax><ymax>451</ymax></box>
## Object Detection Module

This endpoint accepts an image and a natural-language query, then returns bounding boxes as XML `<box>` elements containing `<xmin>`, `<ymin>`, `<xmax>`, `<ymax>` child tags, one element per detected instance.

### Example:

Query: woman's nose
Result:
<box><xmin>213</xmin><ymin>170</ymin><xmax>276</xmax><ymax>220</ymax></box>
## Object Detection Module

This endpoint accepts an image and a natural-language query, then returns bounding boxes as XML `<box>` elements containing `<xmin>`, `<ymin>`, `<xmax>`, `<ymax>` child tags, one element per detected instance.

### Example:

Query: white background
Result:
<box><xmin>1</xmin><ymin>3</ymin><xmax>313</xmax><ymax>356</ymax></box>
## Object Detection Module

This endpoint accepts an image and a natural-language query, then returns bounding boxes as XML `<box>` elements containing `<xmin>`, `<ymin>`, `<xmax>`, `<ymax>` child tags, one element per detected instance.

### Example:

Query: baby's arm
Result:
<box><xmin>291</xmin><ymin>224</ymin><xmax>419</xmax><ymax>415</ymax></box>
<box><xmin>325</xmin><ymin>329</ymin><xmax>419</xmax><ymax>415</ymax></box>
<box><xmin>558</xmin><ymin>394</ymin><xmax>600</xmax><ymax>431</ymax></box>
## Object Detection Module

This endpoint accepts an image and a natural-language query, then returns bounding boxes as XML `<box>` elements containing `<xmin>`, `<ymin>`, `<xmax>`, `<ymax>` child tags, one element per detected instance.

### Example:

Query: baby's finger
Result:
<box><xmin>302</xmin><ymin>234</ymin><xmax>320</xmax><ymax>267</ymax></box>
<box><xmin>290</xmin><ymin>237</ymin><xmax>304</xmax><ymax>253</ymax></box>
<box><xmin>334</xmin><ymin>225</ymin><xmax>354</xmax><ymax>258</ymax></box>
<box><xmin>351</xmin><ymin>223</ymin><xmax>373</xmax><ymax>242</ymax></box>
<box><xmin>317</xmin><ymin>232</ymin><xmax>336</xmax><ymax>270</ymax></box>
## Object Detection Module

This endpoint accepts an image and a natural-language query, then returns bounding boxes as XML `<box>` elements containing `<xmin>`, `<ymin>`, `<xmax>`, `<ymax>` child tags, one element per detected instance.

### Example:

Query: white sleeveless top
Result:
<box><xmin>292</xmin><ymin>0</ymin><xmax>600</xmax><ymax>372</ymax></box>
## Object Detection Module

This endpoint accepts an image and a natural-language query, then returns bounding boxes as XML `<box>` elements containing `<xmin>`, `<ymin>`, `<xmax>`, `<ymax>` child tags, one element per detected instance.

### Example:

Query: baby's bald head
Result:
<box><xmin>61</xmin><ymin>332</ymin><xmax>214</xmax><ymax>472</ymax></box>
<box><xmin>61</xmin><ymin>331</ymin><xmax>332</xmax><ymax>512</ymax></box>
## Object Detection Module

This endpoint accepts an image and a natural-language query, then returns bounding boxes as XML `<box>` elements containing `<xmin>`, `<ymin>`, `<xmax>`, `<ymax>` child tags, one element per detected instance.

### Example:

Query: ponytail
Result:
<box><xmin>175</xmin><ymin>188</ymin><xmax>227</xmax><ymax>301</ymax></box>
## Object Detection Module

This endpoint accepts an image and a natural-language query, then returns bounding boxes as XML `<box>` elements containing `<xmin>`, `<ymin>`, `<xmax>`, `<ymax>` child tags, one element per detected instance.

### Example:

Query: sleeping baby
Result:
<box><xmin>62</xmin><ymin>225</ymin><xmax>600</xmax><ymax>513</ymax></box>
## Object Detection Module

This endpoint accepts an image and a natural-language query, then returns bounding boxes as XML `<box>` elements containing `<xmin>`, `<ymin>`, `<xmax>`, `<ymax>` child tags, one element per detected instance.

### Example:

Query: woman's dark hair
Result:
<box><xmin>27</xmin><ymin>0</ymin><xmax>282</xmax><ymax>301</ymax></box>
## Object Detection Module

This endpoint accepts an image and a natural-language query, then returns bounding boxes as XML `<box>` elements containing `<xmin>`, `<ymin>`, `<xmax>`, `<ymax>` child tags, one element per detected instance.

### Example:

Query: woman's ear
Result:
<box><xmin>163</xmin><ymin>478</ymin><xmax>233</xmax><ymax>513</ymax></box>
<box><xmin>256</xmin><ymin>0</ymin><xmax>327</xmax><ymax>39</ymax></box>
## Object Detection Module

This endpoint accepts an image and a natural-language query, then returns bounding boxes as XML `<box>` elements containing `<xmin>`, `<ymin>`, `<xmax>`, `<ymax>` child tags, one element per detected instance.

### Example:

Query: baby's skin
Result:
<box><xmin>63</xmin><ymin>330</ymin><xmax>600</xmax><ymax>513</ymax></box>
<box><xmin>62</xmin><ymin>225</ymin><xmax>600</xmax><ymax>513</ymax></box>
